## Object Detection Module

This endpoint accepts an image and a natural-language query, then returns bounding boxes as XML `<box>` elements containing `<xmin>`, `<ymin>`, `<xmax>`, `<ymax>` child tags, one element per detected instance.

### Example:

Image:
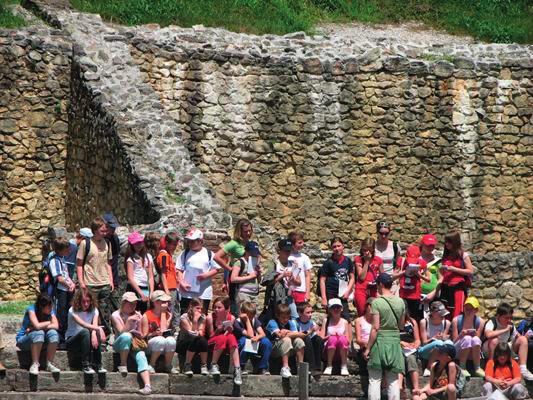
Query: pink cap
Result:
<box><xmin>128</xmin><ymin>231</ymin><xmax>144</xmax><ymax>245</ymax></box>
<box><xmin>185</xmin><ymin>228</ymin><xmax>203</xmax><ymax>240</ymax></box>
<box><xmin>421</xmin><ymin>234</ymin><xmax>437</xmax><ymax>246</ymax></box>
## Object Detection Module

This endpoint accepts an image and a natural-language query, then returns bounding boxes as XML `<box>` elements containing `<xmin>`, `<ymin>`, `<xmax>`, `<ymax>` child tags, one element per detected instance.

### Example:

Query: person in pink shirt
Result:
<box><xmin>320</xmin><ymin>298</ymin><xmax>351</xmax><ymax>376</ymax></box>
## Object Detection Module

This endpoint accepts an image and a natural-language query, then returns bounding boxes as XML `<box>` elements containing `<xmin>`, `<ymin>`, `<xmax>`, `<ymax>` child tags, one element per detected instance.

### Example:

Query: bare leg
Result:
<box><xmin>164</xmin><ymin>351</ymin><xmax>173</xmax><ymax>367</ymax></box>
<box><xmin>149</xmin><ymin>351</ymin><xmax>161</xmax><ymax>366</ymax></box>
<box><xmin>139</xmin><ymin>370</ymin><xmax>150</xmax><ymax>386</ymax></box>
<box><xmin>281</xmin><ymin>354</ymin><xmax>289</xmax><ymax>368</ymax></box>
<box><xmin>211</xmin><ymin>349</ymin><xmax>223</xmax><ymax>365</ymax></box>
<box><xmin>514</xmin><ymin>336</ymin><xmax>528</xmax><ymax>365</ymax></box>
<box><xmin>199</xmin><ymin>351</ymin><xmax>208</xmax><ymax>365</ymax></box>
<box><xmin>46</xmin><ymin>342</ymin><xmax>57</xmax><ymax>362</ymax></box>
<box><xmin>119</xmin><ymin>350</ymin><xmax>129</xmax><ymax>366</ymax></box>
<box><xmin>411</xmin><ymin>371</ymin><xmax>420</xmax><ymax>393</ymax></box>
<box><xmin>185</xmin><ymin>350</ymin><xmax>195</xmax><ymax>363</ymax></box>
<box><xmin>31</xmin><ymin>342</ymin><xmax>43</xmax><ymax>364</ymax></box>
<box><xmin>339</xmin><ymin>348</ymin><xmax>348</xmax><ymax>366</ymax></box>
<box><xmin>296</xmin><ymin>348</ymin><xmax>304</xmax><ymax>363</ymax></box>
<box><xmin>326</xmin><ymin>348</ymin><xmax>335</xmax><ymax>367</ymax></box>
<box><xmin>231</xmin><ymin>347</ymin><xmax>240</xmax><ymax>367</ymax></box>
<box><xmin>458</xmin><ymin>348</ymin><xmax>470</xmax><ymax>367</ymax></box>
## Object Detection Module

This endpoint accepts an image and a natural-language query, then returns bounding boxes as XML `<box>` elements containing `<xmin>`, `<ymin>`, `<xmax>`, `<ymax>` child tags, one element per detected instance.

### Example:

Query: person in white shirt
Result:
<box><xmin>177</xmin><ymin>228</ymin><xmax>221</xmax><ymax>313</ymax></box>
<box><xmin>288</xmin><ymin>231</ymin><xmax>313</xmax><ymax>303</ymax></box>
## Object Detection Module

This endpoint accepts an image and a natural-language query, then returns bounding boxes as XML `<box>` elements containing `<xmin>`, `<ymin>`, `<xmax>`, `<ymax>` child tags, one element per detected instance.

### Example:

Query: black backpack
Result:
<box><xmin>39</xmin><ymin>253</ymin><xmax>59</xmax><ymax>297</ymax></box>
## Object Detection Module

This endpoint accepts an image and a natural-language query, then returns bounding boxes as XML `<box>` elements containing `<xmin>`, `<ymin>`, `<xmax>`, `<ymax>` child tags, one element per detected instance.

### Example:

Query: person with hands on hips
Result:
<box><xmin>318</xmin><ymin>237</ymin><xmax>354</xmax><ymax>321</ymax></box>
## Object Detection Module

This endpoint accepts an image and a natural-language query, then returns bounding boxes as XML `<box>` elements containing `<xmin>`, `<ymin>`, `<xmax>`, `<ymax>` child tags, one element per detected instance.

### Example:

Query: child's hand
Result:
<box><xmin>140</xmin><ymin>293</ymin><xmax>149</xmax><ymax>302</ymax></box>
<box><xmin>180</xmin><ymin>281</ymin><xmax>191</xmax><ymax>291</ymax></box>
<box><xmin>197</xmin><ymin>273</ymin><xmax>207</xmax><ymax>282</ymax></box>
<box><xmin>193</xmin><ymin>310</ymin><xmax>202</xmax><ymax>322</ymax></box>
<box><xmin>251</xmin><ymin>335</ymin><xmax>260</xmax><ymax>342</ymax></box>
<box><xmin>239</xmin><ymin>313</ymin><xmax>248</xmax><ymax>322</ymax></box>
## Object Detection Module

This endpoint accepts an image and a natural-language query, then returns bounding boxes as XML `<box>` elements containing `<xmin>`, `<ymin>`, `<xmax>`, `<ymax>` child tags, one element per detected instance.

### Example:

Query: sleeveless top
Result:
<box><xmin>327</xmin><ymin>319</ymin><xmax>346</xmax><ymax>336</ymax></box>
<box><xmin>145</xmin><ymin>309</ymin><xmax>171</xmax><ymax>334</ymax></box>
<box><xmin>358</xmin><ymin>317</ymin><xmax>372</xmax><ymax>343</ymax></box>
<box><xmin>427</xmin><ymin>318</ymin><xmax>447</xmax><ymax>339</ymax></box>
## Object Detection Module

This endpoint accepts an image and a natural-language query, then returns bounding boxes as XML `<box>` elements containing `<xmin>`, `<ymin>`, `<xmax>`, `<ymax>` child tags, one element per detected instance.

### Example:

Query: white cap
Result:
<box><xmin>79</xmin><ymin>228</ymin><xmax>93</xmax><ymax>238</ymax></box>
<box><xmin>328</xmin><ymin>298</ymin><xmax>343</xmax><ymax>309</ymax></box>
<box><xmin>185</xmin><ymin>228</ymin><xmax>203</xmax><ymax>240</ymax></box>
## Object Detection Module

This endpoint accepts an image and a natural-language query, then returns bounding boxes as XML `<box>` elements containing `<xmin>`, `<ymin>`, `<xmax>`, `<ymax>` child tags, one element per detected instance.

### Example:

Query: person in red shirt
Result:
<box><xmin>393</xmin><ymin>245</ymin><xmax>430</xmax><ymax>322</ymax></box>
<box><xmin>482</xmin><ymin>342</ymin><xmax>528</xmax><ymax>399</ymax></box>
<box><xmin>353</xmin><ymin>238</ymin><xmax>383</xmax><ymax>317</ymax></box>
<box><xmin>439</xmin><ymin>231</ymin><xmax>474</xmax><ymax>319</ymax></box>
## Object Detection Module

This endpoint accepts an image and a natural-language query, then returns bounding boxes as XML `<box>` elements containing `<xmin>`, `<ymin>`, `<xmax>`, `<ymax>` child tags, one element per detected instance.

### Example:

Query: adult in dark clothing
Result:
<box><xmin>103</xmin><ymin>212</ymin><xmax>121</xmax><ymax>311</ymax></box>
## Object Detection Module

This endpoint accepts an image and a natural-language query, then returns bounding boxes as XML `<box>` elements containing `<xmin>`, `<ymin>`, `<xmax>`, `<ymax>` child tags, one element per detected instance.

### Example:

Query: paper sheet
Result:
<box><xmin>338</xmin><ymin>279</ymin><xmax>348</xmax><ymax>297</ymax></box>
<box><xmin>243</xmin><ymin>338</ymin><xmax>259</xmax><ymax>354</ymax></box>
<box><xmin>247</xmin><ymin>256</ymin><xmax>258</xmax><ymax>274</ymax></box>
<box><xmin>184</xmin><ymin>267</ymin><xmax>202</xmax><ymax>292</ymax></box>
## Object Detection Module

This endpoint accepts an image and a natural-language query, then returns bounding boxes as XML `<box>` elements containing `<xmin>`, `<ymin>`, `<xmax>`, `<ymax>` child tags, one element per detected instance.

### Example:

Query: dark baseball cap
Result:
<box><xmin>245</xmin><ymin>241</ymin><xmax>261</xmax><ymax>257</ymax></box>
<box><xmin>278</xmin><ymin>238</ymin><xmax>292</xmax><ymax>252</ymax></box>
<box><xmin>103</xmin><ymin>212</ymin><xmax>119</xmax><ymax>229</ymax></box>
<box><xmin>376</xmin><ymin>272</ymin><xmax>393</xmax><ymax>285</ymax></box>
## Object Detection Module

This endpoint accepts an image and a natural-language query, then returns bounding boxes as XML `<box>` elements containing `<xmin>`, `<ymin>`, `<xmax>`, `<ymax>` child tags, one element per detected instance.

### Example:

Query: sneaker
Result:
<box><xmin>340</xmin><ymin>366</ymin><xmax>349</xmax><ymax>376</ymax></box>
<box><xmin>46</xmin><ymin>362</ymin><xmax>60</xmax><ymax>373</ymax></box>
<box><xmin>461</xmin><ymin>368</ymin><xmax>471</xmax><ymax>378</ymax></box>
<box><xmin>200</xmin><ymin>364</ymin><xmax>209</xmax><ymax>376</ymax></box>
<box><xmin>473</xmin><ymin>368</ymin><xmax>485</xmax><ymax>378</ymax></box>
<box><xmin>259</xmin><ymin>368</ymin><xmax>270</xmax><ymax>375</ymax></box>
<box><xmin>184</xmin><ymin>363</ymin><xmax>193</xmax><ymax>376</ymax></box>
<box><xmin>170</xmin><ymin>367</ymin><xmax>180</xmax><ymax>374</ymax></box>
<box><xmin>209</xmin><ymin>363</ymin><xmax>220</xmax><ymax>376</ymax></box>
<box><xmin>234</xmin><ymin>367</ymin><xmax>242</xmax><ymax>385</ymax></box>
<box><xmin>138</xmin><ymin>384</ymin><xmax>152</xmax><ymax>395</ymax></box>
<box><xmin>29</xmin><ymin>362</ymin><xmax>39</xmax><ymax>375</ymax></box>
<box><xmin>97</xmin><ymin>366</ymin><xmax>107</xmax><ymax>374</ymax></box>
<box><xmin>323</xmin><ymin>366</ymin><xmax>332</xmax><ymax>375</ymax></box>
<box><xmin>280</xmin><ymin>366</ymin><xmax>292</xmax><ymax>378</ymax></box>
<box><xmin>118</xmin><ymin>365</ymin><xmax>128</xmax><ymax>375</ymax></box>
<box><xmin>520</xmin><ymin>367</ymin><xmax>533</xmax><ymax>381</ymax></box>
<box><xmin>83</xmin><ymin>366</ymin><xmax>95</xmax><ymax>375</ymax></box>
<box><xmin>423</xmin><ymin>368</ymin><xmax>430</xmax><ymax>377</ymax></box>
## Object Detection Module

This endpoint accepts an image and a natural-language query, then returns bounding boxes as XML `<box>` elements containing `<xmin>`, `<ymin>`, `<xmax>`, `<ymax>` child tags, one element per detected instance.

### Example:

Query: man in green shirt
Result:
<box><xmin>364</xmin><ymin>273</ymin><xmax>406</xmax><ymax>400</ymax></box>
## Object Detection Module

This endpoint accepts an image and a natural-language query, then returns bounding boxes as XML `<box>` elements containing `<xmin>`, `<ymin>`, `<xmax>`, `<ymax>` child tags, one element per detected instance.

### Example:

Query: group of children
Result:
<box><xmin>11</xmin><ymin>216</ymin><xmax>533</xmax><ymax>399</ymax></box>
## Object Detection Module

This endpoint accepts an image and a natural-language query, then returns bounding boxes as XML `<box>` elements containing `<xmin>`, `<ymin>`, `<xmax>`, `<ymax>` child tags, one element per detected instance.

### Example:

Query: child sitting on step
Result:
<box><xmin>320</xmin><ymin>298</ymin><xmax>351</xmax><ymax>376</ymax></box>
<box><xmin>176</xmin><ymin>298</ymin><xmax>209</xmax><ymax>376</ymax></box>
<box><xmin>206</xmin><ymin>296</ymin><xmax>242</xmax><ymax>385</ymax></box>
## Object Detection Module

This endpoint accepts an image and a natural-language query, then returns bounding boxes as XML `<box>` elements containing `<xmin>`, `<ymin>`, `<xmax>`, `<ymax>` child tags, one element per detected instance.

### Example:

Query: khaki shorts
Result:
<box><xmin>236</xmin><ymin>292</ymin><xmax>259</xmax><ymax>308</ymax></box>
<box><xmin>271</xmin><ymin>337</ymin><xmax>305</xmax><ymax>358</ymax></box>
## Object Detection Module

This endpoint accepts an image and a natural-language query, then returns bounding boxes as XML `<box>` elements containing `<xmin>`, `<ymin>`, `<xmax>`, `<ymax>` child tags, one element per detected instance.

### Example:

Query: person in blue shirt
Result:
<box><xmin>16</xmin><ymin>294</ymin><xmax>60</xmax><ymax>375</ymax></box>
<box><xmin>265</xmin><ymin>303</ymin><xmax>305</xmax><ymax>378</ymax></box>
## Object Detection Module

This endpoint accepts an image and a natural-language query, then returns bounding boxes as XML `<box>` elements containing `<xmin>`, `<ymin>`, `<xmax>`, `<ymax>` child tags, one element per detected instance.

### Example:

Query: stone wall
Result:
<box><xmin>0</xmin><ymin>28</ymin><xmax>70</xmax><ymax>299</ymax></box>
<box><xmin>131</xmin><ymin>30</ymin><xmax>532</xmax><ymax>254</ymax></box>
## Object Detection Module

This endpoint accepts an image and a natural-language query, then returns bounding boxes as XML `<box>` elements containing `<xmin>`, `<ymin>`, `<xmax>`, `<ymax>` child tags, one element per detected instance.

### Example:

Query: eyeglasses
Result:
<box><xmin>379</xmin><ymin>231</ymin><xmax>390</xmax><ymax>236</ymax></box>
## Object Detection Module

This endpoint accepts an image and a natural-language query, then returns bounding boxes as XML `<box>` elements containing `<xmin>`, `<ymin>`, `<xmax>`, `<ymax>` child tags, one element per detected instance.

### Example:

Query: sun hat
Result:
<box><xmin>79</xmin><ymin>228</ymin><xmax>93</xmax><ymax>238</ymax></box>
<box><xmin>328</xmin><ymin>298</ymin><xmax>343</xmax><ymax>308</ymax></box>
<box><xmin>128</xmin><ymin>231</ymin><xmax>144</xmax><ymax>245</ymax></box>
<box><xmin>185</xmin><ymin>228</ymin><xmax>203</xmax><ymax>240</ymax></box>
<box><xmin>122</xmin><ymin>292</ymin><xmax>139</xmax><ymax>303</ymax></box>
<box><xmin>150</xmin><ymin>290</ymin><xmax>171</xmax><ymax>302</ymax></box>
<box><xmin>464</xmin><ymin>296</ymin><xmax>480</xmax><ymax>309</ymax></box>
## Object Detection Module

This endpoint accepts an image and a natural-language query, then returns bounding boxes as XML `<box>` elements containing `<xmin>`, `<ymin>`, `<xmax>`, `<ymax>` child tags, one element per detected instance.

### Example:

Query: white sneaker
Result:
<box><xmin>170</xmin><ymin>367</ymin><xmax>180</xmax><ymax>374</ymax></box>
<box><xmin>209</xmin><ymin>363</ymin><xmax>220</xmax><ymax>376</ymax></box>
<box><xmin>423</xmin><ymin>368</ymin><xmax>430</xmax><ymax>377</ymax></box>
<box><xmin>520</xmin><ymin>367</ymin><xmax>533</xmax><ymax>381</ymax></box>
<box><xmin>83</xmin><ymin>366</ymin><xmax>95</xmax><ymax>375</ymax></box>
<box><xmin>118</xmin><ymin>366</ymin><xmax>128</xmax><ymax>374</ymax></box>
<box><xmin>138</xmin><ymin>384</ymin><xmax>152</xmax><ymax>395</ymax></box>
<box><xmin>323</xmin><ymin>366</ymin><xmax>332</xmax><ymax>375</ymax></box>
<box><xmin>200</xmin><ymin>364</ymin><xmax>209</xmax><ymax>375</ymax></box>
<box><xmin>29</xmin><ymin>362</ymin><xmax>39</xmax><ymax>375</ymax></box>
<box><xmin>340</xmin><ymin>366</ymin><xmax>349</xmax><ymax>376</ymax></box>
<box><xmin>46</xmin><ymin>362</ymin><xmax>60</xmax><ymax>373</ymax></box>
<box><xmin>280</xmin><ymin>366</ymin><xmax>292</xmax><ymax>378</ymax></box>
<box><xmin>97</xmin><ymin>367</ymin><xmax>107</xmax><ymax>374</ymax></box>
<box><xmin>147</xmin><ymin>365</ymin><xmax>156</xmax><ymax>374</ymax></box>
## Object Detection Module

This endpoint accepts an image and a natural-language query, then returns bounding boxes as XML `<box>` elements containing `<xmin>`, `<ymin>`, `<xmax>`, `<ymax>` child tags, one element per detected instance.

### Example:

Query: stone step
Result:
<box><xmin>0</xmin><ymin>369</ymin><xmax>508</xmax><ymax>398</ymax></box>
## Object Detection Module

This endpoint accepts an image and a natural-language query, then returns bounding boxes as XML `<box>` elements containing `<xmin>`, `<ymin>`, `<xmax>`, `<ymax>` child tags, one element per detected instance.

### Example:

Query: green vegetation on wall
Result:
<box><xmin>71</xmin><ymin>0</ymin><xmax>532</xmax><ymax>43</ymax></box>
<box><xmin>0</xmin><ymin>0</ymin><xmax>25</xmax><ymax>28</ymax></box>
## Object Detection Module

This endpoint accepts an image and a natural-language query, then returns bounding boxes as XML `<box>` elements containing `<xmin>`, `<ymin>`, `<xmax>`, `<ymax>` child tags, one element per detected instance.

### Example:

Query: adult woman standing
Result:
<box><xmin>374</xmin><ymin>221</ymin><xmax>401</xmax><ymax>295</ymax></box>
<box><xmin>439</xmin><ymin>231</ymin><xmax>474</xmax><ymax>319</ymax></box>
<box><xmin>354</xmin><ymin>238</ymin><xmax>383</xmax><ymax>317</ymax></box>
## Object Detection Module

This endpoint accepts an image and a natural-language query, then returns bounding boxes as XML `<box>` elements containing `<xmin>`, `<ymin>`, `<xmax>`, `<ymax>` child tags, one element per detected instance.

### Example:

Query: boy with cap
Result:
<box><xmin>177</xmin><ymin>228</ymin><xmax>221</xmax><ymax>314</ymax></box>
<box><xmin>450</xmin><ymin>296</ymin><xmax>485</xmax><ymax>378</ymax></box>
<box><xmin>414</xmin><ymin>343</ymin><xmax>463</xmax><ymax>400</ymax></box>
<box><xmin>418</xmin><ymin>301</ymin><xmax>453</xmax><ymax>377</ymax></box>
<box><xmin>230</xmin><ymin>241</ymin><xmax>262</xmax><ymax>308</ymax></box>
<box><xmin>393</xmin><ymin>244</ymin><xmax>430</xmax><ymax>322</ymax></box>
<box><xmin>364</xmin><ymin>273</ymin><xmax>405</xmax><ymax>400</ymax></box>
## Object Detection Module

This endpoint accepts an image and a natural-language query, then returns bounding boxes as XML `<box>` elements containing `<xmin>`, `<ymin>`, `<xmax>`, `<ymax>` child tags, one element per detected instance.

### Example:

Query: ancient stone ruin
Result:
<box><xmin>0</xmin><ymin>0</ymin><xmax>531</xmax><ymax>319</ymax></box>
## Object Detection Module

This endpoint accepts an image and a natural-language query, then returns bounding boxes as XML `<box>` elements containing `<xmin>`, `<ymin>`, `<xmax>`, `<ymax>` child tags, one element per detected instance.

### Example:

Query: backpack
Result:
<box><xmin>181</xmin><ymin>248</ymin><xmax>213</xmax><ymax>267</ymax></box>
<box><xmin>457</xmin><ymin>314</ymin><xmax>481</xmax><ymax>333</ymax></box>
<box><xmin>228</xmin><ymin>258</ymin><xmax>246</xmax><ymax>300</ymax></box>
<box><xmin>39</xmin><ymin>252</ymin><xmax>59</xmax><ymax>297</ymax></box>
<box><xmin>482</xmin><ymin>317</ymin><xmax>516</xmax><ymax>343</ymax></box>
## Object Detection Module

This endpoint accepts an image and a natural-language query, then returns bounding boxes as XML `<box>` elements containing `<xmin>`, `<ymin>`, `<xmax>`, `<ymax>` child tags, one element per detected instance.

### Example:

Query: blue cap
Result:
<box><xmin>376</xmin><ymin>273</ymin><xmax>393</xmax><ymax>285</ymax></box>
<box><xmin>103</xmin><ymin>212</ymin><xmax>119</xmax><ymax>229</ymax></box>
<box><xmin>245</xmin><ymin>241</ymin><xmax>261</xmax><ymax>257</ymax></box>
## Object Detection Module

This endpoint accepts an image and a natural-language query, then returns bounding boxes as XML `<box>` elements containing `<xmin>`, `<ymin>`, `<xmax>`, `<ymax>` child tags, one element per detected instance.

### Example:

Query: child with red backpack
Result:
<box><xmin>393</xmin><ymin>245</ymin><xmax>429</xmax><ymax>322</ymax></box>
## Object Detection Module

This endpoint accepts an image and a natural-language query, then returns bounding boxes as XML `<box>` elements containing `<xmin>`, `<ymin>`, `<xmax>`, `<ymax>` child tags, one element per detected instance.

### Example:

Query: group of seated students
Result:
<box><xmin>11</xmin><ymin>216</ymin><xmax>533</xmax><ymax>398</ymax></box>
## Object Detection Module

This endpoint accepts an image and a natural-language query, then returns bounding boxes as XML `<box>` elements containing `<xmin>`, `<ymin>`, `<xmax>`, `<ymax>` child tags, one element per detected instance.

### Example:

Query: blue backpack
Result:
<box><xmin>38</xmin><ymin>252</ymin><xmax>59</xmax><ymax>297</ymax></box>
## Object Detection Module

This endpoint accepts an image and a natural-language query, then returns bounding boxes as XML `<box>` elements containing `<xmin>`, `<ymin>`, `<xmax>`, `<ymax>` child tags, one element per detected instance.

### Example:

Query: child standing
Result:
<box><xmin>234</xmin><ymin>302</ymin><xmax>272</xmax><ymax>375</ymax></box>
<box><xmin>318</xmin><ymin>237</ymin><xmax>355</xmax><ymax>320</ymax></box>
<box><xmin>288</xmin><ymin>231</ymin><xmax>313</xmax><ymax>304</ymax></box>
<box><xmin>230</xmin><ymin>241</ymin><xmax>261</xmax><ymax>308</ymax></box>
<box><xmin>65</xmin><ymin>288</ymin><xmax>106</xmax><ymax>375</ymax></box>
<box><xmin>321</xmin><ymin>298</ymin><xmax>351</xmax><ymax>376</ymax></box>
<box><xmin>156</xmin><ymin>231</ymin><xmax>180</xmax><ymax>329</ymax></box>
<box><xmin>266</xmin><ymin>304</ymin><xmax>305</xmax><ymax>378</ymax></box>
<box><xmin>176</xmin><ymin>298</ymin><xmax>209</xmax><ymax>376</ymax></box>
<box><xmin>354</xmin><ymin>238</ymin><xmax>383</xmax><ymax>317</ymax></box>
<box><xmin>49</xmin><ymin>237</ymin><xmax>76</xmax><ymax>342</ymax></box>
<box><xmin>482</xmin><ymin>342</ymin><xmax>528</xmax><ymax>400</ymax></box>
<box><xmin>394</xmin><ymin>245</ymin><xmax>430</xmax><ymax>322</ymax></box>
<box><xmin>451</xmin><ymin>296</ymin><xmax>484</xmax><ymax>378</ymax></box>
<box><xmin>206</xmin><ymin>297</ymin><xmax>242</xmax><ymax>385</ymax></box>
<box><xmin>16</xmin><ymin>294</ymin><xmax>60</xmax><ymax>375</ymax></box>
<box><xmin>295</xmin><ymin>302</ymin><xmax>324</xmax><ymax>376</ymax></box>
<box><xmin>125</xmin><ymin>232</ymin><xmax>155</xmax><ymax>314</ymax></box>
<box><xmin>413</xmin><ymin>344</ymin><xmax>463</xmax><ymax>400</ymax></box>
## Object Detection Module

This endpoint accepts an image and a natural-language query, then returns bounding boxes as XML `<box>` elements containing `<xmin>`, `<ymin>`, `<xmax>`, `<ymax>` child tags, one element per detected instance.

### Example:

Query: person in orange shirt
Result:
<box><xmin>482</xmin><ymin>342</ymin><xmax>528</xmax><ymax>399</ymax></box>
<box><xmin>156</xmin><ymin>231</ymin><xmax>180</xmax><ymax>328</ymax></box>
